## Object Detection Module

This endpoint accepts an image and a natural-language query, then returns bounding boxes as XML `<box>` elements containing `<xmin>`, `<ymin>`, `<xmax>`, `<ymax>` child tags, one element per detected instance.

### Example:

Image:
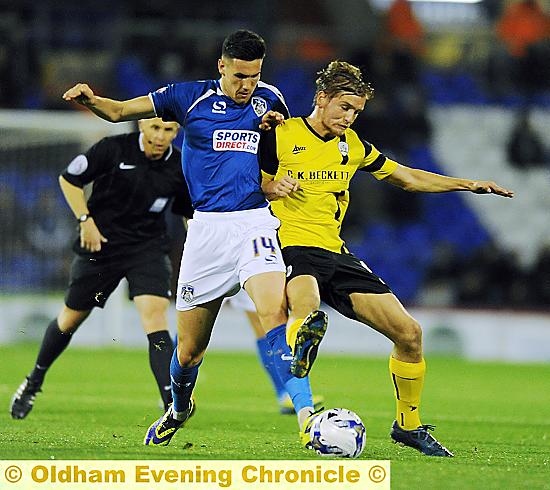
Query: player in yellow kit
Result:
<box><xmin>260</xmin><ymin>60</ymin><xmax>514</xmax><ymax>456</ymax></box>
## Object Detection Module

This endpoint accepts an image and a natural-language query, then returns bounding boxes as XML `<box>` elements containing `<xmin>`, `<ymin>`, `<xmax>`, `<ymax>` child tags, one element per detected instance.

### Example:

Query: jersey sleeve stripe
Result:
<box><xmin>187</xmin><ymin>89</ymin><xmax>216</xmax><ymax>115</ymax></box>
<box><xmin>361</xmin><ymin>139</ymin><xmax>372</xmax><ymax>160</ymax></box>
<box><xmin>148</xmin><ymin>93</ymin><xmax>159</xmax><ymax>116</ymax></box>
<box><xmin>361</xmin><ymin>154</ymin><xmax>387</xmax><ymax>172</ymax></box>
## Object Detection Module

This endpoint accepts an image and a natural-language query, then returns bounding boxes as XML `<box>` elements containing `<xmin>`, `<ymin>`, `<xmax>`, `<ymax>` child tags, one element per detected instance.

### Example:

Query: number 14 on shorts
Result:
<box><xmin>252</xmin><ymin>237</ymin><xmax>276</xmax><ymax>256</ymax></box>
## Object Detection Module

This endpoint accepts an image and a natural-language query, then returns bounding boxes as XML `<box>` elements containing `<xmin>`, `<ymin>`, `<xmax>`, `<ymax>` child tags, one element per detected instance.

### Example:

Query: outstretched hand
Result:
<box><xmin>259</xmin><ymin>110</ymin><xmax>285</xmax><ymax>130</ymax></box>
<box><xmin>62</xmin><ymin>83</ymin><xmax>95</xmax><ymax>106</ymax></box>
<box><xmin>471</xmin><ymin>181</ymin><xmax>514</xmax><ymax>198</ymax></box>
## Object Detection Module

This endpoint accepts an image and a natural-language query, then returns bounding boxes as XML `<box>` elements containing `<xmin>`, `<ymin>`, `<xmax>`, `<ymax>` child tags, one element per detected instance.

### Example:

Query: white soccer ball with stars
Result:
<box><xmin>308</xmin><ymin>408</ymin><xmax>366</xmax><ymax>458</ymax></box>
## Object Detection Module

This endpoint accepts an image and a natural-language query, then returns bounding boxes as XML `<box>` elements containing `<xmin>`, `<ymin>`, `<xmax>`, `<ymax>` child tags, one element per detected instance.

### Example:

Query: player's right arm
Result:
<box><xmin>261</xmin><ymin>172</ymin><xmax>300</xmax><ymax>200</ymax></box>
<box><xmin>62</xmin><ymin>83</ymin><xmax>155</xmax><ymax>122</ymax></box>
<box><xmin>59</xmin><ymin>175</ymin><xmax>107</xmax><ymax>252</ymax></box>
<box><xmin>258</xmin><ymin>121</ymin><xmax>299</xmax><ymax>200</ymax></box>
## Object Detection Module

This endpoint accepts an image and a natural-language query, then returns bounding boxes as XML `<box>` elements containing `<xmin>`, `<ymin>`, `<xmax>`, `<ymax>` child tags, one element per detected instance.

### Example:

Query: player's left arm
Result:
<box><xmin>385</xmin><ymin>164</ymin><xmax>514</xmax><ymax>198</ymax></box>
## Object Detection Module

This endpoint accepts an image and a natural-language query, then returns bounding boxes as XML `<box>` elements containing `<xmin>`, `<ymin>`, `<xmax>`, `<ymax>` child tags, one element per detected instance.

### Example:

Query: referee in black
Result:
<box><xmin>10</xmin><ymin>117</ymin><xmax>193</xmax><ymax>419</ymax></box>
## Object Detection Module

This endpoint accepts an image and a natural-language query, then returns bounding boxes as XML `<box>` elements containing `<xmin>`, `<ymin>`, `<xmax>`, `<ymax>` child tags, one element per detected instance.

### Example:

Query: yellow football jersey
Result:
<box><xmin>261</xmin><ymin>117</ymin><xmax>398</xmax><ymax>253</ymax></box>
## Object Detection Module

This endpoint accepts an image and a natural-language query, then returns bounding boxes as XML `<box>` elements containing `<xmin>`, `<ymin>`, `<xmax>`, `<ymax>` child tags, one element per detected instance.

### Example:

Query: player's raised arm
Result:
<box><xmin>62</xmin><ymin>83</ymin><xmax>155</xmax><ymax>122</ymax></box>
<box><xmin>385</xmin><ymin>164</ymin><xmax>514</xmax><ymax>198</ymax></box>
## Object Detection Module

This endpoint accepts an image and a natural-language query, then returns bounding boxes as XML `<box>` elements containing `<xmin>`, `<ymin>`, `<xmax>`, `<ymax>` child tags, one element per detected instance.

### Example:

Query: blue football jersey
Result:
<box><xmin>150</xmin><ymin>79</ymin><xmax>289</xmax><ymax>212</ymax></box>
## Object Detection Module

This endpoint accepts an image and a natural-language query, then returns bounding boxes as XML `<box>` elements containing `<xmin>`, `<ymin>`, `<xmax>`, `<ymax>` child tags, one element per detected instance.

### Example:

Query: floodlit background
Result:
<box><xmin>1</xmin><ymin>0</ymin><xmax>549</xmax><ymax>360</ymax></box>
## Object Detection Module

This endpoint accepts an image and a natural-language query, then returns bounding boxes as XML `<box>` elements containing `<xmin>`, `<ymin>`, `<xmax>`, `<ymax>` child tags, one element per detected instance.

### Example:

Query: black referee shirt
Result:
<box><xmin>61</xmin><ymin>132</ymin><xmax>193</xmax><ymax>258</ymax></box>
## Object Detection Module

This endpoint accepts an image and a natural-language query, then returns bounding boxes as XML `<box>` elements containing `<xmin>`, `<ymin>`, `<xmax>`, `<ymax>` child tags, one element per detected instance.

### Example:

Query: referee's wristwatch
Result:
<box><xmin>77</xmin><ymin>213</ymin><xmax>91</xmax><ymax>223</ymax></box>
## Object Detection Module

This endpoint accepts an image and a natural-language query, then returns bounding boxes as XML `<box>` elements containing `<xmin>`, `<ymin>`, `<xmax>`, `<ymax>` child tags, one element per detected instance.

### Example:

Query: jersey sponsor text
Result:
<box><xmin>213</xmin><ymin>130</ymin><xmax>260</xmax><ymax>154</ymax></box>
<box><xmin>286</xmin><ymin>169</ymin><xmax>351</xmax><ymax>181</ymax></box>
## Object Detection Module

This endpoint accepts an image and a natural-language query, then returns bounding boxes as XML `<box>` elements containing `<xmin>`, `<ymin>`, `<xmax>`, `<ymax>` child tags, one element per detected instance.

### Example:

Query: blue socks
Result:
<box><xmin>256</xmin><ymin>336</ymin><xmax>287</xmax><ymax>400</ymax></box>
<box><xmin>265</xmin><ymin>324</ymin><xmax>312</xmax><ymax>412</ymax></box>
<box><xmin>169</xmin><ymin>349</ymin><xmax>200</xmax><ymax>415</ymax></box>
<box><xmin>169</xmin><ymin>325</ymin><xmax>313</xmax><ymax>415</ymax></box>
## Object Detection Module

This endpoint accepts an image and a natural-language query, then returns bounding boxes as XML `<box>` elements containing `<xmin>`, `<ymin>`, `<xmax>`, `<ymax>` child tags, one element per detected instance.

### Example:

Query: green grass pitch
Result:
<box><xmin>1</xmin><ymin>344</ymin><xmax>549</xmax><ymax>489</ymax></box>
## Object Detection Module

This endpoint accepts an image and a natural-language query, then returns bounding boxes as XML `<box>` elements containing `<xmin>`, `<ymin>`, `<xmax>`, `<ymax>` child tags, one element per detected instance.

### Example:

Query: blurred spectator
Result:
<box><xmin>417</xmin><ymin>242</ymin><xmax>461</xmax><ymax>307</ymax></box>
<box><xmin>384</xmin><ymin>0</ymin><xmax>425</xmax><ymax>86</ymax></box>
<box><xmin>353</xmin><ymin>93</ymin><xmax>404</xmax><ymax>154</ymax></box>
<box><xmin>271</xmin><ymin>36</ymin><xmax>335</xmax><ymax>116</ymax></box>
<box><xmin>481</xmin><ymin>0</ymin><xmax>505</xmax><ymax>22</ymax></box>
<box><xmin>0</xmin><ymin>187</ymin><xmax>28</xmax><ymax>256</ymax></box>
<box><xmin>494</xmin><ymin>0</ymin><xmax>550</xmax><ymax>95</ymax></box>
<box><xmin>531</xmin><ymin>243</ymin><xmax>550</xmax><ymax>307</ymax></box>
<box><xmin>25</xmin><ymin>190</ymin><xmax>73</xmax><ymax>288</ymax></box>
<box><xmin>385</xmin><ymin>0</ymin><xmax>425</xmax><ymax>55</ymax></box>
<box><xmin>506</xmin><ymin>107</ymin><xmax>547</xmax><ymax>168</ymax></box>
<box><xmin>455</xmin><ymin>242</ymin><xmax>530</xmax><ymax>308</ymax></box>
<box><xmin>496</xmin><ymin>0</ymin><xmax>550</xmax><ymax>58</ymax></box>
<box><xmin>398</xmin><ymin>87</ymin><xmax>432</xmax><ymax>149</ymax></box>
<box><xmin>25</xmin><ymin>190</ymin><xmax>73</xmax><ymax>256</ymax></box>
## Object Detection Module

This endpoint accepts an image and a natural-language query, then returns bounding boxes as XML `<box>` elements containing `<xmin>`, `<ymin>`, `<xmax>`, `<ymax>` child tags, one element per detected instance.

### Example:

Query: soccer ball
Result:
<box><xmin>308</xmin><ymin>408</ymin><xmax>366</xmax><ymax>458</ymax></box>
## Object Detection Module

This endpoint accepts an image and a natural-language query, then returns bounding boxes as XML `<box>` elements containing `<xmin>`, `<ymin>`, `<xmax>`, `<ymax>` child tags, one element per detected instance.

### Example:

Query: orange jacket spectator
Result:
<box><xmin>496</xmin><ymin>0</ymin><xmax>550</xmax><ymax>57</ymax></box>
<box><xmin>386</xmin><ymin>0</ymin><xmax>425</xmax><ymax>54</ymax></box>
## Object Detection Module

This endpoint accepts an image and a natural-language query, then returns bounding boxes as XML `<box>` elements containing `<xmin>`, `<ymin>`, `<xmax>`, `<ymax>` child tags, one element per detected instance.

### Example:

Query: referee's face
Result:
<box><xmin>218</xmin><ymin>56</ymin><xmax>263</xmax><ymax>104</ymax></box>
<box><xmin>139</xmin><ymin>118</ymin><xmax>180</xmax><ymax>160</ymax></box>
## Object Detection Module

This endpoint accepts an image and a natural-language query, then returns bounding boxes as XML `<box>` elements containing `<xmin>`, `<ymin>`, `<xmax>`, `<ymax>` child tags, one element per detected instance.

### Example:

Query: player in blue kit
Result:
<box><xmin>63</xmin><ymin>30</ymin><xmax>319</xmax><ymax>447</ymax></box>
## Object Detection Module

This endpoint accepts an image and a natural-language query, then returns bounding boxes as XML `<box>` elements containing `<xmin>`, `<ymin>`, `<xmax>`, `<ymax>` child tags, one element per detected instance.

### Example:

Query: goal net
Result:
<box><xmin>0</xmin><ymin>110</ymin><xmax>134</xmax><ymax>294</ymax></box>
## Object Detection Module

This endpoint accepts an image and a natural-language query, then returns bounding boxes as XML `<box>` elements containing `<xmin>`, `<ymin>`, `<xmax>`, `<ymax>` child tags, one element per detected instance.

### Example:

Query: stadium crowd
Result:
<box><xmin>1</xmin><ymin>0</ymin><xmax>549</xmax><ymax>309</ymax></box>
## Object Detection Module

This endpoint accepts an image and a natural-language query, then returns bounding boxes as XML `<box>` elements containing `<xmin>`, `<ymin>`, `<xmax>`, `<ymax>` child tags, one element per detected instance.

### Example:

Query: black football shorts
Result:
<box><xmin>64</xmin><ymin>249</ymin><xmax>172</xmax><ymax>310</ymax></box>
<box><xmin>282</xmin><ymin>246</ymin><xmax>392</xmax><ymax>321</ymax></box>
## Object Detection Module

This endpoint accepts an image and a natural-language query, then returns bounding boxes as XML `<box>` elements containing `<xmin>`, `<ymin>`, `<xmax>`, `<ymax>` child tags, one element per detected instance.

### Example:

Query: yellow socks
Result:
<box><xmin>389</xmin><ymin>356</ymin><xmax>426</xmax><ymax>430</ymax></box>
<box><xmin>286</xmin><ymin>319</ymin><xmax>304</xmax><ymax>353</ymax></box>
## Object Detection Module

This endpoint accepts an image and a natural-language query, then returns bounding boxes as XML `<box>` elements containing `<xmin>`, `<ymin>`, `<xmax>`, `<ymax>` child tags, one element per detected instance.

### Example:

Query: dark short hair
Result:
<box><xmin>221</xmin><ymin>30</ymin><xmax>266</xmax><ymax>61</ymax></box>
<box><xmin>314</xmin><ymin>60</ymin><xmax>374</xmax><ymax>102</ymax></box>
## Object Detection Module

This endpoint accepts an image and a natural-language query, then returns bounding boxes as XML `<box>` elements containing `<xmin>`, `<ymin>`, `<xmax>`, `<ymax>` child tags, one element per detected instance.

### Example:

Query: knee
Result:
<box><xmin>141</xmin><ymin>304</ymin><xmax>168</xmax><ymax>328</ymax></box>
<box><xmin>394</xmin><ymin>320</ymin><xmax>423</xmax><ymax>354</ymax></box>
<box><xmin>176</xmin><ymin>342</ymin><xmax>204</xmax><ymax>368</ymax></box>
<box><xmin>288</xmin><ymin>290</ymin><xmax>320</xmax><ymax>317</ymax></box>
<box><xmin>57</xmin><ymin>308</ymin><xmax>89</xmax><ymax>334</ymax></box>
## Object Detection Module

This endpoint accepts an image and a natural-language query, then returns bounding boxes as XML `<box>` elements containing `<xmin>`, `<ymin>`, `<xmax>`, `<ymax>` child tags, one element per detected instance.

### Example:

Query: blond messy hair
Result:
<box><xmin>314</xmin><ymin>60</ymin><xmax>374</xmax><ymax>103</ymax></box>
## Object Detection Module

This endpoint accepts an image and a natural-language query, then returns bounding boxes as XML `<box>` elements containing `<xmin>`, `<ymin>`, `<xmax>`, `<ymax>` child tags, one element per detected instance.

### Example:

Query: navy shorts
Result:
<box><xmin>65</xmin><ymin>249</ymin><xmax>172</xmax><ymax>310</ymax></box>
<box><xmin>282</xmin><ymin>246</ymin><xmax>392</xmax><ymax>321</ymax></box>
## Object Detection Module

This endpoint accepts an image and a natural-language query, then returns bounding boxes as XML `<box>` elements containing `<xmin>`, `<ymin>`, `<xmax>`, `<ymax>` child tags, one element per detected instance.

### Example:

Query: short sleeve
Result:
<box><xmin>358</xmin><ymin>139</ymin><xmax>398</xmax><ymax>180</ymax></box>
<box><xmin>60</xmin><ymin>137</ymin><xmax>116</xmax><ymax>187</ymax></box>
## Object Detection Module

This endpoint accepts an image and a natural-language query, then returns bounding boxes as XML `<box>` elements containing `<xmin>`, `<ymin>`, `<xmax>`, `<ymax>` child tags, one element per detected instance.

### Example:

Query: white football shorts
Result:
<box><xmin>175</xmin><ymin>207</ymin><xmax>286</xmax><ymax>311</ymax></box>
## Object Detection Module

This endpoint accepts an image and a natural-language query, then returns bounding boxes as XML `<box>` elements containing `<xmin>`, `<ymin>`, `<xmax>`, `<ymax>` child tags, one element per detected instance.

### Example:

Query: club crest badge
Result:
<box><xmin>338</xmin><ymin>141</ymin><xmax>349</xmax><ymax>157</ymax></box>
<box><xmin>251</xmin><ymin>97</ymin><xmax>267</xmax><ymax>117</ymax></box>
<box><xmin>180</xmin><ymin>284</ymin><xmax>194</xmax><ymax>303</ymax></box>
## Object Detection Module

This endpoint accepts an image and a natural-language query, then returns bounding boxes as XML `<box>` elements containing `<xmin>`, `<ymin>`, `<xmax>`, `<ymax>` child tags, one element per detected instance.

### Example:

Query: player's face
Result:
<box><xmin>138</xmin><ymin>118</ymin><xmax>180</xmax><ymax>160</ymax></box>
<box><xmin>317</xmin><ymin>92</ymin><xmax>366</xmax><ymax>137</ymax></box>
<box><xmin>218</xmin><ymin>56</ymin><xmax>263</xmax><ymax>104</ymax></box>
